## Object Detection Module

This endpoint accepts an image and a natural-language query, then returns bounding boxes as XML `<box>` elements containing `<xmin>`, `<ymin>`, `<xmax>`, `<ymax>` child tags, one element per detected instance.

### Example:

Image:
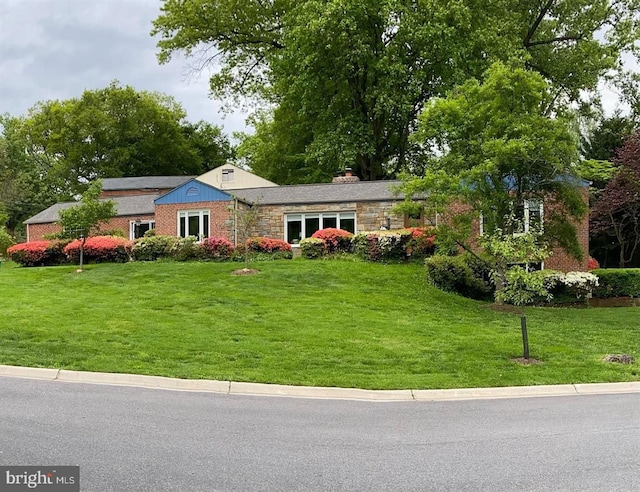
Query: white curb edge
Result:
<box><xmin>1</xmin><ymin>365</ymin><xmax>638</xmax><ymax>401</ymax></box>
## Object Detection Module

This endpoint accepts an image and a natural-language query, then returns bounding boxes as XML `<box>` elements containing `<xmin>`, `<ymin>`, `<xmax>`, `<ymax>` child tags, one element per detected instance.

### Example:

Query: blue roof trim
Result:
<box><xmin>154</xmin><ymin>179</ymin><xmax>232</xmax><ymax>205</ymax></box>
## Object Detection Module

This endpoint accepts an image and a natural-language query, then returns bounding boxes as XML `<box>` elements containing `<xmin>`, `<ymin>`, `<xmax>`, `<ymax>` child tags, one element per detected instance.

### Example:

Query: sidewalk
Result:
<box><xmin>1</xmin><ymin>364</ymin><xmax>638</xmax><ymax>402</ymax></box>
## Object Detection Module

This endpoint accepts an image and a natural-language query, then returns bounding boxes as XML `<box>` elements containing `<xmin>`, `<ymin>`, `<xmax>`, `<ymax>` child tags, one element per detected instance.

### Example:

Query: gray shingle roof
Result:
<box><xmin>25</xmin><ymin>195</ymin><xmax>157</xmax><ymax>224</ymax></box>
<box><xmin>232</xmin><ymin>180</ymin><xmax>405</xmax><ymax>205</ymax></box>
<box><xmin>102</xmin><ymin>176</ymin><xmax>195</xmax><ymax>191</ymax></box>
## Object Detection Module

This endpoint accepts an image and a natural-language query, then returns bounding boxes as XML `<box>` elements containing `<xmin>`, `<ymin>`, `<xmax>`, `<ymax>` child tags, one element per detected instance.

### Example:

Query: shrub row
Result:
<box><xmin>131</xmin><ymin>235</ymin><xmax>293</xmax><ymax>262</ymax></box>
<box><xmin>300</xmin><ymin>227</ymin><xmax>436</xmax><ymax>262</ymax></box>
<box><xmin>426</xmin><ymin>257</ymin><xmax>640</xmax><ymax>303</ymax></box>
<box><xmin>591</xmin><ymin>268</ymin><xmax>640</xmax><ymax>298</ymax></box>
<box><xmin>8</xmin><ymin>235</ymin><xmax>292</xmax><ymax>266</ymax></box>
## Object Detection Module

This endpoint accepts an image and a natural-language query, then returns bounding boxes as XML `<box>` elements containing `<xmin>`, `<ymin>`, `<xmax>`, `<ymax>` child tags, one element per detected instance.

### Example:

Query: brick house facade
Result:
<box><xmin>24</xmin><ymin>167</ymin><xmax>590</xmax><ymax>272</ymax></box>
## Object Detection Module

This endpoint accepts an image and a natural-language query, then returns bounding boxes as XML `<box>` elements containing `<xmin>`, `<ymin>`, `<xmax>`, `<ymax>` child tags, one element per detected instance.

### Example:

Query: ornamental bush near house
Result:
<box><xmin>353</xmin><ymin>230</ymin><xmax>409</xmax><ymax>262</ymax></box>
<box><xmin>299</xmin><ymin>237</ymin><xmax>325</xmax><ymax>259</ymax></box>
<box><xmin>7</xmin><ymin>240</ymin><xmax>70</xmax><ymax>267</ymax></box>
<box><xmin>170</xmin><ymin>236</ymin><xmax>201</xmax><ymax>261</ymax></box>
<box><xmin>131</xmin><ymin>235</ymin><xmax>178</xmax><ymax>261</ymax></box>
<box><xmin>246</xmin><ymin>237</ymin><xmax>292</xmax><ymax>253</ymax></box>
<box><xmin>64</xmin><ymin>236</ymin><xmax>132</xmax><ymax>264</ymax></box>
<box><xmin>405</xmin><ymin>227</ymin><xmax>437</xmax><ymax>258</ymax></box>
<box><xmin>353</xmin><ymin>229</ymin><xmax>435</xmax><ymax>263</ymax></box>
<box><xmin>591</xmin><ymin>268</ymin><xmax>640</xmax><ymax>298</ymax></box>
<box><xmin>425</xmin><ymin>254</ymin><xmax>494</xmax><ymax>301</ymax></box>
<box><xmin>310</xmin><ymin>228</ymin><xmax>353</xmax><ymax>254</ymax></box>
<box><xmin>200</xmin><ymin>237</ymin><xmax>234</xmax><ymax>261</ymax></box>
<box><xmin>532</xmin><ymin>270</ymin><xmax>599</xmax><ymax>305</ymax></box>
<box><xmin>243</xmin><ymin>237</ymin><xmax>293</xmax><ymax>260</ymax></box>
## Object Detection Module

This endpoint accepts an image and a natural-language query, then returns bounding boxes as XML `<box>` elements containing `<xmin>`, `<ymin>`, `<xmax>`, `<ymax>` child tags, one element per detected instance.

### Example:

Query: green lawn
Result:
<box><xmin>0</xmin><ymin>259</ymin><xmax>638</xmax><ymax>389</ymax></box>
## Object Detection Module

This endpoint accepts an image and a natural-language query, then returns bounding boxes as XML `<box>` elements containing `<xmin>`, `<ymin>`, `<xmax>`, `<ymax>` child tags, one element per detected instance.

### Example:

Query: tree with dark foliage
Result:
<box><xmin>591</xmin><ymin>130</ymin><xmax>640</xmax><ymax>267</ymax></box>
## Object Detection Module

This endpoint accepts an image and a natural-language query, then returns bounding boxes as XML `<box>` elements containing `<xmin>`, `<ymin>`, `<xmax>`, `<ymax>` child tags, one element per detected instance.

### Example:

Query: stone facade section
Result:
<box><xmin>248</xmin><ymin>200</ymin><xmax>404</xmax><ymax>240</ymax></box>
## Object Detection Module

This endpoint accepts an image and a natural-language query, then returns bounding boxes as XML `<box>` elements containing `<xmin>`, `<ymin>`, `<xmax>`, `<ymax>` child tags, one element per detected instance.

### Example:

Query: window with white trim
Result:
<box><xmin>285</xmin><ymin>212</ymin><xmax>356</xmax><ymax>244</ymax></box>
<box><xmin>178</xmin><ymin>210</ymin><xmax>210</xmax><ymax>240</ymax></box>
<box><xmin>479</xmin><ymin>199</ymin><xmax>543</xmax><ymax>236</ymax></box>
<box><xmin>130</xmin><ymin>220</ymin><xmax>155</xmax><ymax>240</ymax></box>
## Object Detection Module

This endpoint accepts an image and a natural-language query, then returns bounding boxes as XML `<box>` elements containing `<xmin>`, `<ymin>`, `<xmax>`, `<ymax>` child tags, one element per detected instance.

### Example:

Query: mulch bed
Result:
<box><xmin>589</xmin><ymin>297</ymin><xmax>640</xmax><ymax>308</ymax></box>
<box><xmin>511</xmin><ymin>357</ymin><xmax>543</xmax><ymax>365</ymax></box>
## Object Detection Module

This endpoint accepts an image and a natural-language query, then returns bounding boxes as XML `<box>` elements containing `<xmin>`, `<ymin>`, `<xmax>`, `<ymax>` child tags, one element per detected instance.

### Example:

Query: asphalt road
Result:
<box><xmin>0</xmin><ymin>377</ymin><xmax>638</xmax><ymax>491</ymax></box>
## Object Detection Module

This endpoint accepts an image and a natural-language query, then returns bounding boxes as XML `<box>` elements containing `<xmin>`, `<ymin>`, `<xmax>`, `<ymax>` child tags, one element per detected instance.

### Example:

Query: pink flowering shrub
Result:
<box><xmin>311</xmin><ymin>228</ymin><xmax>353</xmax><ymax>254</ymax></box>
<box><xmin>200</xmin><ymin>237</ymin><xmax>234</xmax><ymax>260</ymax></box>
<box><xmin>246</xmin><ymin>237</ymin><xmax>292</xmax><ymax>253</ymax></box>
<box><xmin>64</xmin><ymin>236</ymin><xmax>132</xmax><ymax>263</ymax></box>
<box><xmin>7</xmin><ymin>240</ymin><xmax>69</xmax><ymax>267</ymax></box>
<box><xmin>405</xmin><ymin>227</ymin><xmax>436</xmax><ymax>258</ymax></box>
<box><xmin>588</xmin><ymin>257</ymin><xmax>600</xmax><ymax>270</ymax></box>
<box><xmin>245</xmin><ymin>237</ymin><xmax>292</xmax><ymax>260</ymax></box>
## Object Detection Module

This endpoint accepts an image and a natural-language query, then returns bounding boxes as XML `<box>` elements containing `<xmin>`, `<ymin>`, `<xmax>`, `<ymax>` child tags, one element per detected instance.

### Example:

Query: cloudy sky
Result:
<box><xmin>0</xmin><ymin>0</ymin><xmax>248</xmax><ymax>136</ymax></box>
<box><xmin>0</xmin><ymin>0</ymin><xmax>634</xmax><ymax>141</ymax></box>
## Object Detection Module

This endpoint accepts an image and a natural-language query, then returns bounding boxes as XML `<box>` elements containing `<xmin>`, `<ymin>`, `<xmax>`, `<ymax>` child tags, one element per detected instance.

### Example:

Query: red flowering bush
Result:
<box><xmin>7</xmin><ymin>240</ymin><xmax>69</xmax><ymax>267</ymax></box>
<box><xmin>588</xmin><ymin>257</ymin><xmax>600</xmax><ymax>270</ymax></box>
<box><xmin>245</xmin><ymin>237</ymin><xmax>292</xmax><ymax>260</ymax></box>
<box><xmin>200</xmin><ymin>237</ymin><xmax>234</xmax><ymax>260</ymax></box>
<box><xmin>405</xmin><ymin>227</ymin><xmax>436</xmax><ymax>258</ymax></box>
<box><xmin>246</xmin><ymin>237</ymin><xmax>292</xmax><ymax>253</ymax></box>
<box><xmin>64</xmin><ymin>236</ymin><xmax>132</xmax><ymax>263</ymax></box>
<box><xmin>311</xmin><ymin>228</ymin><xmax>353</xmax><ymax>254</ymax></box>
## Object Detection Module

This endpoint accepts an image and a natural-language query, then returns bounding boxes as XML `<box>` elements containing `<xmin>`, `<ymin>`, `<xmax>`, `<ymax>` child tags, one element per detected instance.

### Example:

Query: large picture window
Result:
<box><xmin>285</xmin><ymin>212</ymin><xmax>356</xmax><ymax>244</ymax></box>
<box><xmin>178</xmin><ymin>210</ymin><xmax>210</xmax><ymax>239</ymax></box>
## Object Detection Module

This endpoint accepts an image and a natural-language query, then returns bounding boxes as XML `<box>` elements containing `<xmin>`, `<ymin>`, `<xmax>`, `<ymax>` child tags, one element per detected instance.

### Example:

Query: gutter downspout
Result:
<box><xmin>234</xmin><ymin>198</ymin><xmax>238</xmax><ymax>247</ymax></box>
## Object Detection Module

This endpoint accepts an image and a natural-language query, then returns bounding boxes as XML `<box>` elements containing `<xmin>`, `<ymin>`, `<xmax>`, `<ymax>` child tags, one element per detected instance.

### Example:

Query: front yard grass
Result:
<box><xmin>0</xmin><ymin>259</ymin><xmax>638</xmax><ymax>390</ymax></box>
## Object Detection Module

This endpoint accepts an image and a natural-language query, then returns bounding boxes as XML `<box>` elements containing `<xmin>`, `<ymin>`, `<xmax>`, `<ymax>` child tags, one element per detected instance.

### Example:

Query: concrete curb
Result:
<box><xmin>1</xmin><ymin>364</ymin><xmax>639</xmax><ymax>401</ymax></box>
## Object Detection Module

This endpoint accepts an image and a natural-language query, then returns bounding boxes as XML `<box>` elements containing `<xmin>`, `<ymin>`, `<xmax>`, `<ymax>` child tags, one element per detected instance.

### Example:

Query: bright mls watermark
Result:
<box><xmin>0</xmin><ymin>467</ymin><xmax>79</xmax><ymax>492</ymax></box>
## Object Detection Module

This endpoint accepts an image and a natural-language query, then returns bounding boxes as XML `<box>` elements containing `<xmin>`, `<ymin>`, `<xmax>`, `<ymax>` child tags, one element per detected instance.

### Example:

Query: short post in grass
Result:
<box><xmin>520</xmin><ymin>307</ymin><xmax>530</xmax><ymax>359</ymax></box>
<box><xmin>495</xmin><ymin>266</ymin><xmax>551</xmax><ymax>360</ymax></box>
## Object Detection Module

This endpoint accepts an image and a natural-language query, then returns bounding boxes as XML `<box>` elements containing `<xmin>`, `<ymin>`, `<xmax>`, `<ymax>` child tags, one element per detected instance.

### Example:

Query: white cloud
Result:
<box><xmin>0</xmin><ymin>0</ymin><xmax>249</xmax><ymax>135</ymax></box>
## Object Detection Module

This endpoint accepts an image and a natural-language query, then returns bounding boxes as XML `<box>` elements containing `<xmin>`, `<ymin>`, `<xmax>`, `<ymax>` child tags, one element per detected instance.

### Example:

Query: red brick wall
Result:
<box><xmin>155</xmin><ymin>201</ymin><xmax>233</xmax><ymax>240</ymax></box>
<box><xmin>26</xmin><ymin>215</ymin><xmax>155</xmax><ymax>241</ymax></box>
<box><xmin>437</xmin><ymin>194</ymin><xmax>589</xmax><ymax>272</ymax></box>
<box><xmin>27</xmin><ymin>223</ymin><xmax>63</xmax><ymax>242</ymax></box>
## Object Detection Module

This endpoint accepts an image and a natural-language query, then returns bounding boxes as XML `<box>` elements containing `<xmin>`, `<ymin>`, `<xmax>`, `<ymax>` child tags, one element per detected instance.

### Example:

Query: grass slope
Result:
<box><xmin>0</xmin><ymin>260</ymin><xmax>638</xmax><ymax>389</ymax></box>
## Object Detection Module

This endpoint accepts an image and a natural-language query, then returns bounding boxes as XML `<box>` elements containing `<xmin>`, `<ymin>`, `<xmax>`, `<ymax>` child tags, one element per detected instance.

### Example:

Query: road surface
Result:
<box><xmin>0</xmin><ymin>377</ymin><xmax>638</xmax><ymax>491</ymax></box>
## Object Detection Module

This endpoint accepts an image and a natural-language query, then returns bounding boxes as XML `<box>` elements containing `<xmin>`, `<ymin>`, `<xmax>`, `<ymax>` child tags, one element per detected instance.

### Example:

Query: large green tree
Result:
<box><xmin>399</xmin><ymin>63</ymin><xmax>587</xmax><ymax>286</ymax></box>
<box><xmin>17</xmin><ymin>82</ymin><xmax>232</xmax><ymax>196</ymax></box>
<box><xmin>153</xmin><ymin>0</ymin><xmax>640</xmax><ymax>182</ymax></box>
<box><xmin>0</xmin><ymin>115</ymin><xmax>59</xmax><ymax>238</ymax></box>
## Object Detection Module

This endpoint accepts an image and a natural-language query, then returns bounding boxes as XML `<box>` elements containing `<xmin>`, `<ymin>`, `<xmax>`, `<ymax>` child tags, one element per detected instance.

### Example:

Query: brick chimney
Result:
<box><xmin>332</xmin><ymin>167</ymin><xmax>360</xmax><ymax>184</ymax></box>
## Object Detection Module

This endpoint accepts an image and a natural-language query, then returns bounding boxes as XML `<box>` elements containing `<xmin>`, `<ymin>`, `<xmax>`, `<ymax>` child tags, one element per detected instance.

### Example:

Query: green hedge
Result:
<box><xmin>425</xmin><ymin>255</ymin><xmax>494</xmax><ymax>301</ymax></box>
<box><xmin>591</xmin><ymin>268</ymin><xmax>640</xmax><ymax>298</ymax></box>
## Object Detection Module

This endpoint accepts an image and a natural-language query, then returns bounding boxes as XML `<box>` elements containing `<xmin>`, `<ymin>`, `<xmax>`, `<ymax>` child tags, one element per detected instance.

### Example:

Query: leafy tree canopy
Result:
<box><xmin>398</xmin><ymin>62</ymin><xmax>587</xmax><ymax>263</ymax></box>
<box><xmin>153</xmin><ymin>0</ymin><xmax>640</xmax><ymax>182</ymax></box>
<box><xmin>15</xmin><ymin>82</ymin><xmax>233</xmax><ymax>196</ymax></box>
<box><xmin>0</xmin><ymin>115</ymin><xmax>59</xmax><ymax>237</ymax></box>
